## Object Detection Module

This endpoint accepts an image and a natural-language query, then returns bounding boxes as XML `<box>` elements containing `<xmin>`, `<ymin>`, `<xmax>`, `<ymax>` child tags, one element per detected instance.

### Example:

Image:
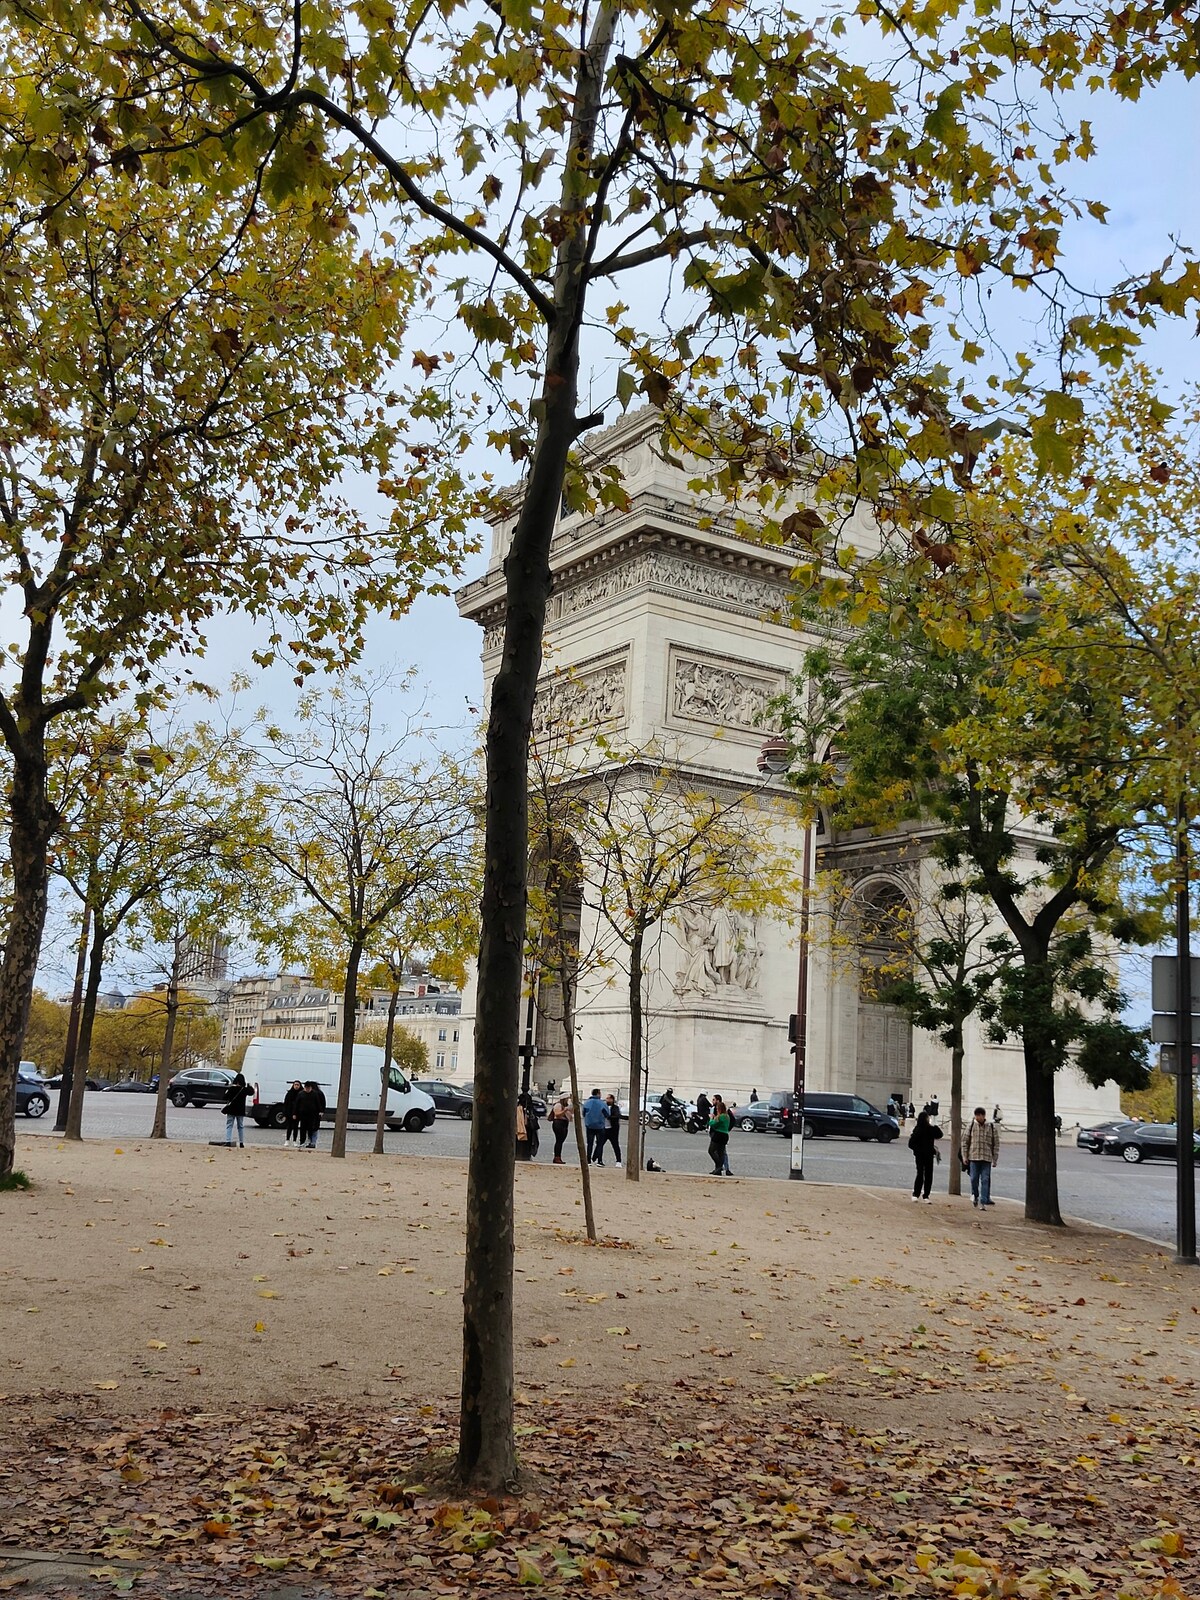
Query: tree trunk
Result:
<box><xmin>0</xmin><ymin>741</ymin><xmax>56</xmax><ymax>1177</ymax></box>
<box><xmin>1024</xmin><ymin>1041</ymin><xmax>1062</xmax><ymax>1225</ymax></box>
<box><xmin>374</xmin><ymin>978</ymin><xmax>401</xmax><ymax>1156</ymax></box>
<box><xmin>559</xmin><ymin>972</ymin><xmax>595</xmax><ymax>1242</ymax></box>
<box><xmin>457</xmin><ymin>1</ymin><xmax>618</xmax><ymax>1491</ymax></box>
<box><xmin>332</xmin><ymin>941</ymin><xmax>363</xmax><ymax>1159</ymax></box>
<box><xmin>150</xmin><ymin>938</ymin><xmax>182</xmax><ymax>1139</ymax></box>
<box><xmin>624</xmin><ymin>931</ymin><xmax>644</xmax><ymax>1180</ymax></box>
<box><xmin>65</xmin><ymin>917</ymin><xmax>109</xmax><ymax>1141</ymax></box>
<box><xmin>947</xmin><ymin>1037</ymin><xmax>964</xmax><ymax>1197</ymax></box>
<box><xmin>54</xmin><ymin>908</ymin><xmax>91</xmax><ymax>1132</ymax></box>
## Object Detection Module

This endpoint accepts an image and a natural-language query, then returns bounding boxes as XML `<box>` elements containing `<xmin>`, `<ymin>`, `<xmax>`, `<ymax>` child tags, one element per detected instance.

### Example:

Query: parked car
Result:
<box><xmin>1102</xmin><ymin>1122</ymin><xmax>1200</xmax><ymax>1164</ymax></box>
<box><xmin>102</xmin><ymin>1078</ymin><xmax>157</xmax><ymax>1093</ymax></box>
<box><xmin>45</xmin><ymin>1074</ymin><xmax>102</xmax><ymax>1090</ymax></box>
<box><xmin>734</xmin><ymin>1101</ymin><xmax>778</xmax><ymax>1132</ymax></box>
<box><xmin>1077</xmin><ymin>1118</ymin><xmax>1139</xmax><ymax>1154</ymax></box>
<box><xmin>168</xmin><ymin>1066</ymin><xmax>238</xmax><ymax>1107</ymax></box>
<box><xmin>415</xmin><ymin>1079</ymin><xmax>475</xmax><ymax>1119</ymax></box>
<box><xmin>787</xmin><ymin>1092</ymin><xmax>900</xmax><ymax>1143</ymax></box>
<box><xmin>16</xmin><ymin>1063</ymin><xmax>50</xmax><ymax>1119</ymax></box>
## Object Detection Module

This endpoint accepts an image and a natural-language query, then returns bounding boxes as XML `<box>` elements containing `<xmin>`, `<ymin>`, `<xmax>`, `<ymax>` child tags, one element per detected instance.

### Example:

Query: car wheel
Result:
<box><xmin>803</xmin><ymin>1119</ymin><xmax>816</xmax><ymax>1139</ymax></box>
<box><xmin>25</xmin><ymin>1093</ymin><xmax>49</xmax><ymax>1119</ymax></box>
<box><xmin>1121</xmin><ymin>1143</ymin><xmax>1143</xmax><ymax>1163</ymax></box>
<box><xmin>457</xmin><ymin>1104</ymin><xmax>473</xmax><ymax>1120</ymax></box>
<box><xmin>170</xmin><ymin>1091</ymin><xmax>189</xmax><ymax>1108</ymax></box>
<box><xmin>878</xmin><ymin>1130</ymin><xmax>897</xmax><ymax>1143</ymax></box>
<box><xmin>268</xmin><ymin>1106</ymin><xmax>287</xmax><ymax>1129</ymax></box>
<box><xmin>404</xmin><ymin>1110</ymin><xmax>426</xmax><ymax>1132</ymax></box>
<box><xmin>739</xmin><ymin>1116</ymin><xmax>757</xmax><ymax>1132</ymax></box>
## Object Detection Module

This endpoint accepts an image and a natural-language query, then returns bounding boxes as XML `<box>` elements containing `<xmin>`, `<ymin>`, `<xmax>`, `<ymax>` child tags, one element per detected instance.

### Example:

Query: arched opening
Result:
<box><xmin>854</xmin><ymin>881</ymin><xmax>913</xmax><ymax>1111</ymax></box>
<box><xmin>527</xmin><ymin>833</ymin><xmax>584</xmax><ymax>1095</ymax></box>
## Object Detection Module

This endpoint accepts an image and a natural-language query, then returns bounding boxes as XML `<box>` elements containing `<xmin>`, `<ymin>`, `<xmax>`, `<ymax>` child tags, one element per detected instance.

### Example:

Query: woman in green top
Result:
<box><xmin>708</xmin><ymin>1096</ymin><xmax>732</xmax><ymax>1176</ymax></box>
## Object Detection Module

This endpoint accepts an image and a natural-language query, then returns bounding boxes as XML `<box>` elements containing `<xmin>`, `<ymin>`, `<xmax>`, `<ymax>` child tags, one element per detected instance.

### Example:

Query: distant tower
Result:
<box><xmin>178</xmin><ymin>933</ymin><xmax>229</xmax><ymax>986</ymax></box>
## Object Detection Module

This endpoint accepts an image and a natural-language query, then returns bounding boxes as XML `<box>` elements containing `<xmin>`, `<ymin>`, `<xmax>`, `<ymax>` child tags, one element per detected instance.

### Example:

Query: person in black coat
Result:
<box><xmin>282</xmin><ymin>1079</ymin><xmax>303</xmax><ymax>1147</ymax></box>
<box><xmin>221</xmin><ymin>1072</ymin><xmax>251</xmax><ymax>1147</ymax></box>
<box><xmin>298</xmin><ymin>1081</ymin><xmax>327</xmax><ymax>1149</ymax></box>
<box><xmin>908</xmin><ymin>1110</ymin><xmax>942</xmax><ymax>1202</ymax></box>
<box><xmin>604</xmin><ymin>1094</ymin><xmax>623</xmax><ymax>1164</ymax></box>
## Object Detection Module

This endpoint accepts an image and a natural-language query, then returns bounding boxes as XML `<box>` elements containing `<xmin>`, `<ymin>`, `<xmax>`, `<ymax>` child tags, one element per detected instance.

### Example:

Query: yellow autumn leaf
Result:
<box><xmin>253</xmin><ymin>1321</ymin><xmax>267</xmax><ymax>1333</ymax></box>
<box><xmin>146</xmin><ymin>1340</ymin><xmax>168</xmax><ymax>1350</ymax></box>
<box><xmin>94</xmin><ymin>1381</ymin><xmax>119</xmax><ymax>1390</ymax></box>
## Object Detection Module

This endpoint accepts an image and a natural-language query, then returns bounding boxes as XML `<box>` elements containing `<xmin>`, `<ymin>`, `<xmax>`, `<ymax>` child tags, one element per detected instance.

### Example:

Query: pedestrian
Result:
<box><xmin>220</xmin><ymin>1071</ymin><xmax>251</xmax><ymax>1147</ymax></box>
<box><xmin>708</xmin><ymin>1095</ymin><xmax>732</xmax><ymax>1176</ymax></box>
<box><xmin>749</xmin><ymin>1087</ymin><xmax>759</xmax><ymax>1103</ymax></box>
<box><xmin>298</xmin><ymin>1080</ymin><xmax>326</xmax><ymax>1149</ymax></box>
<box><xmin>283</xmin><ymin>1079</ymin><xmax>303</xmax><ymax>1147</ymax></box>
<box><xmin>582</xmin><ymin>1088</ymin><xmax>608</xmax><ymax>1164</ymax></box>
<box><xmin>696</xmin><ymin>1090</ymin><xmax>711</xmax><ymax>1121</ymax></box>
<box><xmin>993</xmin><ymin>1104</ymin><xmax>1003</xmax><ymax>1126</ymax></box>
<box><xmin>550</xmin><ymin>1098</ymin><xmax>571</xmax><ymax>1163</ymax></box>
<box><xmin>906</xmin><ymin>1101</ymin><xmax>915</xmax><ymax>1121</ymax></box>
<box><xmin>908</xmin><ymin>1109</ymin><xmax>942</xmax><ymax>1202</ymax></box>
<box><xmin>604</xmin><ymin>1094</ymin><xmax>623</xmax><ymax>1165</ymax></box>
<box><xmin>524</xmin><ymin>1092</ymin><xmax>540</xmax><ymax>1159</ymax></box>
<box><xmin>962</xmin><ymin>1105</ymin><xmax>1000</xmax><ymax>1208</ymax></box>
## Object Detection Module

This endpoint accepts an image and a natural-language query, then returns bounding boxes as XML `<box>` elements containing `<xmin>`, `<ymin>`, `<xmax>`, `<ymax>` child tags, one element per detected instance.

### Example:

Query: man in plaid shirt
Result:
<box><xmin>962</xmin><ymin>1106</ymin><xmax>1000</xmax><ymax>1209</ymax></box>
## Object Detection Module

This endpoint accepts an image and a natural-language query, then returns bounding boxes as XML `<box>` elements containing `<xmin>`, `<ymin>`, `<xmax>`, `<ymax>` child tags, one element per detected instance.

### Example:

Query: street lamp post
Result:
<box><xmin>1175</xmin><ymin>791</ymin><xmax>1197</xmax><ymax>1265</ymax></box>
<box><xmin>518</xmin><ymin>957</ymin><xmax>537</xmax><ymax>1096</ymax></box>
<box><xmin>759</xmin><ymin>734</ymin><xmax>809</xmax><ymax>1180</ymax></box>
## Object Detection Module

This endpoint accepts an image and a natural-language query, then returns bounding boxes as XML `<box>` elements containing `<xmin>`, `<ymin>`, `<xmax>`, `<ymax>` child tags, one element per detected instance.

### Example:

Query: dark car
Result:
<box><xmin>45</xmin><ymin>1073</ymin><xmax>102</xmax><ymax>1091</ymax></box>
<box><xmin>103</xmin><ymin>1078</ymin><xmax>158</xmax><ymax>1093</ymax></box>
<box><xmin>732</xmin><ymin>1107</ymin><xmax>780</xmax><ymax>1132</ymax></box>
<box><xmin>1077</xmin><ymin>1118</ymin><xmax>1138</xmax><ymax>1154</ymax></box>
<box><xmin>1102</xmin><ymin>1122</ymin><xmax>1200</xmax><ymax>1164</ymax></box>
<box><xmin>415</xmin><ymin>1079</ymin><xmax>475</xmax><ymax>1120</ymax></box>
<box><xmin>167</xmin><ymin>1066</ymin><xmax>237</xmax><ymax>1107</ymax></box>
<box><xmin>16</xmin><ymin>1064</ymin><xmax>50</xmax><ymax>1119</ymax></box>
<box><xmin>788</xmin><ymin>1092</ymin><xmax>900</xmax><ymax>1143</ymax></box>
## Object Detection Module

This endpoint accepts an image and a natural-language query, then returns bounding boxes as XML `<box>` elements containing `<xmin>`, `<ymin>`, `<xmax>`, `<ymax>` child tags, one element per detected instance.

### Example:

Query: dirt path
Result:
<box><xmin>2</xmin><ymin>1136</ymin><xmax>1198</xmax><ymax>1597</ymax></box>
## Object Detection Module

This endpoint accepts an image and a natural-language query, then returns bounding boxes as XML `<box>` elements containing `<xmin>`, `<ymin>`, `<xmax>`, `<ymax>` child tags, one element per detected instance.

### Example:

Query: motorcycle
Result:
<box><xmin>648</xmin><ymin>1102</ymin><xmax>686</xmax><ymax>1130</ymax></box>
<box><xmin>684</xmin><ymin>1110</ymin><xmax>706</xmax><ymax>1135</ymax></box>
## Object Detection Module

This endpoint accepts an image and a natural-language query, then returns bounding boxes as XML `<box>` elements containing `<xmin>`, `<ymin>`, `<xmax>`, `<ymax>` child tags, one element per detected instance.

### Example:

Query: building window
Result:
<box><xmin>328</xmin><ymin>1013</ymin><xmax>337</xmax><ymax>1027</ymax></box>
<box><xmin>451</xmin><ymin>1053</ymin><xmax>458</xmax><ymax>1070</ymax></box>
<box><xmin>438</xmin><ymin>1028</ymin><xmax>447</xmax><ymax>1042</ymax></box>
<box><xmin>452</xmin><ymin>1029</ymin><xmax>459</xmax><ymax>1042</ymax></box>
<box><xmin>436</xmin><ymin>1051</ymin><xmax>445</xmax><ymax>1069</ymax></box>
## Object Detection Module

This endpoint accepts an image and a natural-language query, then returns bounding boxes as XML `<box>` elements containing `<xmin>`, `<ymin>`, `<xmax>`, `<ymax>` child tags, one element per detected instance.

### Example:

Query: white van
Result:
<box><xmin>241</xmin><ymin>1037</ymin><xmax>436</xmax><ymax>1133</ymax></box>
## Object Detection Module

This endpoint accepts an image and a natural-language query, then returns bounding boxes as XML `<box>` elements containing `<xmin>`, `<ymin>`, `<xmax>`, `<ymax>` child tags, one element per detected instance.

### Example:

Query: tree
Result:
<box><xmin>253</xmin><ymin>676</ymin><xmax>479</xmax><ymax>1159</ymax></box>
<box><xmin>780</xmin><ymin>594</ymin><xmax>1154</xmax><ymax>1226</ymax></box>
<box><xmin>0</xmin><ymin>36</ymin><xmax>477</xmax><ymax>1180</ymax></box>
<box><xmin>42</xmin><ymin>0</ymin><xmax>1200</xmax><ymax>1487</ymax></box>
<box><xmin>574</xmin><ymin>739</ymin><xmax>802</xmax><ymax>1180</ymax></box>
<box><xmin>49</xmin><ymin>713</ymin><xmax>263</xmax><ymax>1141</ymax></box>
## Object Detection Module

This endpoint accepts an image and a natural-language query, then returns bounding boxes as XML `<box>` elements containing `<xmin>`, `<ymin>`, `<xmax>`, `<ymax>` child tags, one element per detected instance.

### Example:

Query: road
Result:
<box><xmin>22</xmin><ymin>1096</ymin><xmax>1184</xmax><ymax>1248</ymax></box>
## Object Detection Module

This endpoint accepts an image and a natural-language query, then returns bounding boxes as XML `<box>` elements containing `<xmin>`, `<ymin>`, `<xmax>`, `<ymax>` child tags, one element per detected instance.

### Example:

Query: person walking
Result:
<box><xmin>582</xmin><ymin>1088</ymin><xmax>608</xmax><ymax>1165</ymax></box>
<box><xmin>298</xmin><ymin>1080</ymin><xmax>326</xmax><ymax>1149</ymax></box>
<box><xmin>708</xmin><ymin>1095</ymin><xmax>732</xmax><ymax>1176</ymax></box>
<box><xmin>550</xmin><ymin>1098</ymin><xmax>571</xmax><ymax>1163</ymax></box>
<box><xmin>962</xmin><ymin>1105</ymin><xmax>1000</xmax><ymax>1208</ymax></box>
<box><xmin>219</xmin><ymin>1072</ymin><xmax>251</xmax><ymax>1147</ymax></box>
<box><xmin>282</xmin><ymin>1079</ymin><xmax>303</xmax><ymax>1147</ymax></box>
<box><xmin>749</xmin><ymin>1087</ymin><xmax>759</xmax><ymax>1104</ymax></box>
<box><xmin>908</xmin><ymin>1109</ymin><xmax>942</xmax><ymax>1202</ymax></box>
<box><xmin>604</xmin><ymin>1094</ymin><xmax>623</xmax><ymax>1165</ymax></box>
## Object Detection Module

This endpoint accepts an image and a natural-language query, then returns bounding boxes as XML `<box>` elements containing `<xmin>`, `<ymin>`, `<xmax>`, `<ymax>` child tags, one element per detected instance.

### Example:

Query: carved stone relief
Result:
<box><xmin>671</xmin><ymin>653</ymin><xmax>781</xmax><ymax>732</ymax></box>
<box><xmin>531</xmin><ymin>659</ymin><xmax>627</xmax><ymax>739</ymax></box>
<box><xmin>674</xmin><ymin>902</ymin><xmax>763</xmax><ymax>997</ymax></box>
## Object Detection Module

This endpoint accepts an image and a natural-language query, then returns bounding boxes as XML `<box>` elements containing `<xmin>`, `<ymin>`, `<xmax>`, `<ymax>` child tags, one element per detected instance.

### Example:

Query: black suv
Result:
<box><xmin>785</xmin><ymin>1092</ymin><xmax>899</xmax><ymax>1143</ymax></box>
<box><xmin>16</xmin><ymin>1063</ymin><xmax>50</xmax><ymax>1119</ymax></box>
<box><xmin>167</xmin><ymin>1066</ymin><xmax>237</xmax><ymax>1107</ymax></box>
<box><xmin>415</xmin><ymin>1079</ymin><xmax>474</xmax><ymax>1119</ymax></box>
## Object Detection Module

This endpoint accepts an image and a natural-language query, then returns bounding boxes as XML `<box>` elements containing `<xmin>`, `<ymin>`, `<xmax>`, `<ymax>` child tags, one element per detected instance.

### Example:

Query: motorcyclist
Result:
<box><xmin>659</xmin><ymin>1087</ymin><xmax>677</xmax><ymax>1120</ymax></box>
<box><xmin>695</xmin><ymin>1091</ymin><xmax>711</xmax><ymax>1121</ymax></box>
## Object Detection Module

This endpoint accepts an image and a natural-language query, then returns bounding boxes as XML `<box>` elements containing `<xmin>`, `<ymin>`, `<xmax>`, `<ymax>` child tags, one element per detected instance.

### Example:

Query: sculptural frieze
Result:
<box><xmin>674</xmin><ymin>902</ymin><xmax>763</xmax><ymax>996</ymax></box>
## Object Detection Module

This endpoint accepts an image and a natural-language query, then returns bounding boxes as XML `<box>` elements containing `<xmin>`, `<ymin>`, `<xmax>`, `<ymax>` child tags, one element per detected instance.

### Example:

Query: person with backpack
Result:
<box><xmin>908</xmin><ymin>1109</ymin><xmax>942</xmax><ymax>1202</ymax></box>
<box><xmin>219</xmin><ymin>1072</ymin><xmax>251</xmax><ymax>1147</ymax></box>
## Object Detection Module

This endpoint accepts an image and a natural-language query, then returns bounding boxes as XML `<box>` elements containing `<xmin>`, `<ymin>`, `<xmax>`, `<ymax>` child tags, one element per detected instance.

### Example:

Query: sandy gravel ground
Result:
<box><xmin>3</xmin><ymin>1134</ymin><xmax>1198</xmax><ymax>1429</ymax></box>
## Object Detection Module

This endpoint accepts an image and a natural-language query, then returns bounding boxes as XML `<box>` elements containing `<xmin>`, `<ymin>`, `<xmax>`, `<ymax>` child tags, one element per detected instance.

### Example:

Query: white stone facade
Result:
<box><xmin>456</xmin><ymin>411</ymin><xmax>1120</xmax><ymax>1127</ymax></box>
